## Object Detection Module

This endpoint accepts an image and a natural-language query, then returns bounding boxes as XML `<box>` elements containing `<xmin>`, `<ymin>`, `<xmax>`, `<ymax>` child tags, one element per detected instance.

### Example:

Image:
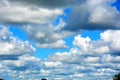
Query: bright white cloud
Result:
<box><xmin>73</xmin><ymin>35</ymin><xmax>91</xmax><ymax>51</ymax></box>
<box><xmin>101</xmin><ymin>30</ymin><xmax>120</xmax><ymax>52</ymax></box>
<box><xmin>88</xmin><ymin>0</ymin><xmax>120</xmax><ymax>26</ymax></box>
<box><xmin>0</xmin><ymin>38</ymin><xmax>35</xmax><ymax>56</ymax></box>
<box><xmin>0</xmin><ymin>26</ymin><xmax>35</xmax><ymax>56</ymax></box>
<box><xmin>46</xmin><ymin>30</ymin><xmax>120</xmax><ymax>80</ymax></box>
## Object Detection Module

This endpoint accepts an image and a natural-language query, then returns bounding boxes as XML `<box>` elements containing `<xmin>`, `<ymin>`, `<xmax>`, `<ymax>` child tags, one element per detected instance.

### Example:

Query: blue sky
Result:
<box><xmin>9</xmin><ymin>8</ymin><xmax>103</xmax><ymax>59</ymax></box>
<box><xmin>0</xmin><ymin>0</ymin><xmax>120</xmax><ymax>80</ymax></box>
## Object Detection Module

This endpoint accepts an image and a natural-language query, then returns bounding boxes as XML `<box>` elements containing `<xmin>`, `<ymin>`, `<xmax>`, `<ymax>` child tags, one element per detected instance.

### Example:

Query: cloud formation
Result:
<box><xmin>0</xmin><ymin>0</ymin><xmax>63</xmax><ymax>24</ymax></box>
<box><xmin>0</xmin><ymin>29</ymin><xmax>120</xmax><ymax>80</ymax></box>
<box><xmin>0</xmin><ymin>0</ymin><xmax>120</xmax><ymax>80</ymax></box>
<box><xmin>0</xmin><ymin>26</ymin><xmax>35</xmax><ymax>56</ymax></box>
<box><xmin>23</xmin><ymin>25</ymin><xmax>72</xmax><ymax>49</ymax></box>
<box><xmin>0</xmin><ymin>0</ymin><xmax>120</xmax><ymax>49</ymax></box>
<box><xmin>0</xmin><ymin>26</ymin><xmax>38</xmax><ymax>71</ymax></box>
<box><xmin>63</xmin><ymin>0</ymin><xmax>120</xmax><ymax>30</ymax></box>
<box><xmin>47</xmin><ymin>30</ymin><xmax>120</xmax><ymax>79</ymax></box>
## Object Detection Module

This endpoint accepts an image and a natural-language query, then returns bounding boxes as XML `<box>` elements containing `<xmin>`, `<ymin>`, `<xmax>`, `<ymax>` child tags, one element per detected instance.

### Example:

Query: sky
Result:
<box><xmin>0</xmin><ymin>0</ymin><xmax>120</xmax><ymax>80</ymax></box>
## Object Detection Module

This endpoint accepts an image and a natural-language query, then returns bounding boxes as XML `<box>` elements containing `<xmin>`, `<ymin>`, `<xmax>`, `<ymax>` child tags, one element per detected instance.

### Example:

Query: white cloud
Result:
<box><xmin>88</xmin><ymin>0</ymin><xmax>120</xmax><ymax>26</ymax></box>
<box><xmin>23</xmin><ymin>25</ymin><xmax>73</xmax><ymax>49</ymax></box>
<box><xmin>63</xmin><ymin>0</ymin><xmax>120</xmax><ymax>30</ymax></box>
<box><xmin>0</xmin><ymin>26</ymin><xmax>11</xmax><ymax>38</ymax></box>
<box><xmin>0</xmin><ymin>26</ymin><xmax>35</xmax><ymax>56</ymax></box>
<box><xmin>73</xmin><ymin>35</ymin><xmax>91</xmax><ymax>51</ymax></box>
<box><xmin>0</xmin><ymin>0</ymin><xmax>120</xmax><ymax>80</ymax></box>
<box><xmin>72</xmin><ymin>30</ymin><xmax>120</xmax><ymax>55</ymax></box>
<box><xmin>102</xmin><ymin>54</ymin><xmax>120</xmax><ymax>63</ymax></box>
<box><xmin>101</xmin><ymin>30</ymin><xmax>120</xmax><ymax>52</ymax></box>
<box><xmin>43</xmin><ymin>61</ymin><xmax>63</xmax><ymax>68</ymax></box>
<box><xmin>0</xmin><ymin>0</ymin><xmax>63</xmax><ymax>24</ymax></box>
<box><xmin>46</xmin><ymin>30</ymin><xmax>120</xmax><ymax>80</ymax></box>
<box><xmin>0</xmin><ymin>28</ymin><xmax>117</xmax><ymax>80</ymax></box>
<box><xmin>0</xmin><ymin>38</ymin><xmax>35</xmax><ymax>56</ymax></box>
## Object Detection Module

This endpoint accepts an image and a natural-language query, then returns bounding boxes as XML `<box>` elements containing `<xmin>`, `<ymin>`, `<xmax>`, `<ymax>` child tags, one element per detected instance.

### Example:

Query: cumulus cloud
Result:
<box><xmin>0</xmin><ymin>0</ymin><xmax>63</xmax><ymax>24</ymax></box>
<box><xmin>1</xmin><ymin>29</ymin><xmax>120</xmax><ymax>79</ymax></box>
<box><xmin>46</xmin><ymin>30</ymin><xmax>120</xmax><ymax>79</ymax></box>
<box><xmin>0</xmin><ymin>27</ymin><xmax>35</xmax><ymax>56</ymax></box>
<box><xmin>23</xmin><ymin>25</ymin><xmax>72</xmax><ymax>49</ymax></box>
<box><xmin>0</xmin><ymin>0</ymin><xmax>120</xmax><ymax>80</ymax></box>
<box><xmin>0</xmin><ymin>26</ymin><xmax>39</xmax><ymax>71</ymax></box>
<box><xmin>1</xmin><ymin>0</ymin><xmax>120</xmax><ymax>49</ymax></box>
<box><xmin>1</xmin><ymin>0</ymin><xmax>120</xmax><ymax>30</ymax></box>
<box><xmin>63</xmin><ymin>0</ymin><xmax>120</xmax><ymax>31</ymax></box>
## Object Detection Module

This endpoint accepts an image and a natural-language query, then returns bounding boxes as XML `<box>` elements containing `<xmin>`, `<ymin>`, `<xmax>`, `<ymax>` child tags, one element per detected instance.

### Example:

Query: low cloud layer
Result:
<box><xmin>0</xmin><ymin>29</ymin><xmax>120</xmax><ymax>80</ymax></box>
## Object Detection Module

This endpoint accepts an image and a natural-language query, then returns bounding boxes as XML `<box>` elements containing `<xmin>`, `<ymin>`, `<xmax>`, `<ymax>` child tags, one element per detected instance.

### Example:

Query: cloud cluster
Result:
<box><xmin>1</xmin><ymin>0</ymin><xmax>120</xmax><ymax>49</ymax></box>
<box><xmin>0</xmin><ymin>0</ymin><xmax>120</xmax><ymax>80</ymax></box>
<box><xmin>23</xmin><ymin>25</ymin><xmax>73</xmax><ymax>49</ymax></box>
<box><xmin>0</xmin><ymin>0</ymin><xmax>74</xmax><ymax>49</ymax></box>
<box><xmin>0</xmin><ymin>0</ymin><xmax>63</xmax><ymax>24</ymax></box>
<box><xmin>1</xmin><ymin>30</ymin><xmax>120</xmax><ymax>80</ymax></box>
<box><xmin>63</xmin><ymin>0</ymin><xmax>120</xmax><ymax>30</ymax></box>
<box><xmin>0</xmin><ymin>26</ymin><xmax>40</xmax><ymax>72</ymax></box>
<box><xmin>47</xmin><ymin>30</ymin><xmax>120</xmax><ymax>79</ymax></box>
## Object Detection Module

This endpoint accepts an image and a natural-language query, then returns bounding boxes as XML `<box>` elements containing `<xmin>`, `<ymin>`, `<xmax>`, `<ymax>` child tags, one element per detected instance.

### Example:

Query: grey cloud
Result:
<box><xmin>23</xmin><ymin>25</ymin><xmax>73</xmax><ymax>49</ymax></box>
<box><xmin>0</xmin><ymin>0</ymin><xmax>64</xmax><ymax>24</ymax></box>
<box><xmin>63</xmin><ymin>0</ymin><xmax>120</xmax><ymax>31</ymax></box>
<box><xmin>9</xmin><ymin>0</ymin><xmax>84</xmax><ymax>9</ymax></box>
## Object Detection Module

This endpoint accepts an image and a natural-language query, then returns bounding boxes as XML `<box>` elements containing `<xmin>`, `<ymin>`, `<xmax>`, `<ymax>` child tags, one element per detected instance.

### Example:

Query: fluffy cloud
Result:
<box><xmin>0</xmin><ymin>0</ymin><xmax>63</xmax><ymax>24</ymax></box>
<box><xmin>1</xmin><ymin>29</ymin><xmax>120</xmax><ymax>79</ymax></box>
<box><xmin>23</xmin><ymin>25</ymin><xmax>72</xmax><ymax>49</ymax></box>
<box><xmin>1</xmin><ymin>0</ymin><xmax>120</xmax><ymax>30</ymax></box>
<box><xmin>0</xmin><ymin>26</ymin><xmax>39</xmax><ymax>71</ymax></box>
<box><xmin>0</xmin><ymin>27</ymin><xmax>35</xmax><ymax>56</ymax></box>
<box><xmin>0</xmin><ymin>0</ymin><xmax>74</xmax><ymax>49</ymax></box>
<box><xmin>46</xmin><ymin>30</ymin><xmax>120</xmax><ymax>79</ymax></box>
<box><xmin>63</xmin><ymin>0</ymin><xmax>120</xmax><ymax>31</ymax></box>
<box><xmin>1</xmin><ymin>0</ymin><xmax>120</xmax><ymax>49</ymax></box>
<box><xmin>0</xmin><ymin>0</ymin><xmax>120</xmax><ymax>80</ymax></box>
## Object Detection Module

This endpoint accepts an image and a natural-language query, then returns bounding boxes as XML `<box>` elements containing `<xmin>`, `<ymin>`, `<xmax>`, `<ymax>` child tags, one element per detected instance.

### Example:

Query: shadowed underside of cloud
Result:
<box><xmin>63</xmin><ymin>0</ymin><xmax>120</xmax><ymax>31</ymax></box>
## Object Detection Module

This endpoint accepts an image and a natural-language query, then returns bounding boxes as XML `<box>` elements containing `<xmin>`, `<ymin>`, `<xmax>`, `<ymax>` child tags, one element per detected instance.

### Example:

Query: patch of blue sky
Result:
<box><xmin>112</xmin><ymin>0</ymin><xmax>120</xmax><ymax>11</ymax></box>
<box><xmin>53</xmin><ymin>8</ymin><xmax>72</xmax><ymax>26</ymax></box>
<box><xmin>35</xmin><ymin>48</ymin><xmax>70</xmax><ymax>59</ymax></box>
<box><xmin>81</xmin><ymin>30</ymin><xmax>102</xmax><ymax>40</ymax></box>
<box><xmin>9</xmin><ymin>27</ymin><xmax>28</xmax><ymax>41</ymax></box>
